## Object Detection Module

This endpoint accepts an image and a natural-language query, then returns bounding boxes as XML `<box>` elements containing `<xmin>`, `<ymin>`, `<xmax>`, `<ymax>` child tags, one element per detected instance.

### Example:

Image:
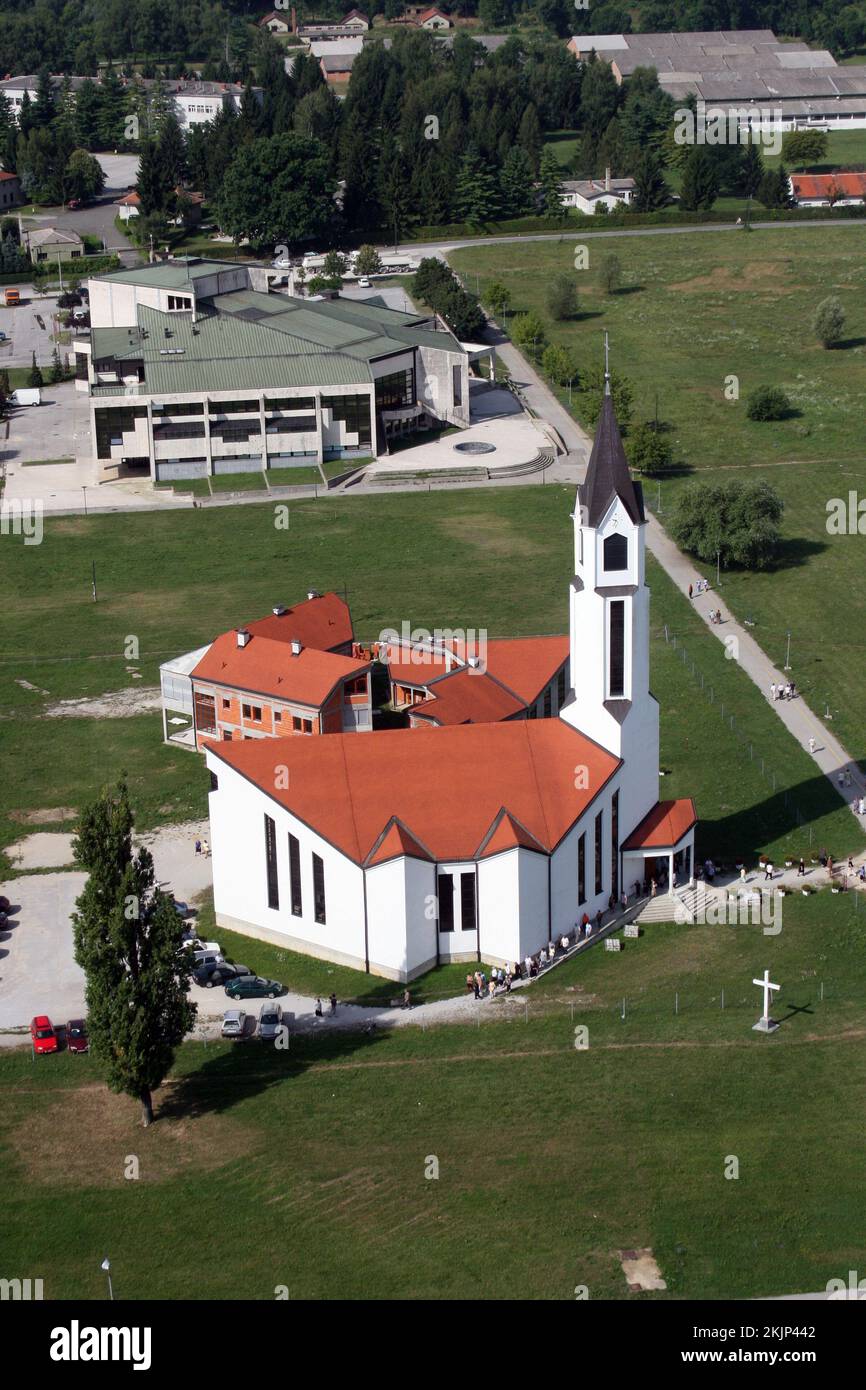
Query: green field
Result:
<box><xmin>2</xmin><ymin>888</ymin><xmax>866</xmax><ymax>1300</ymax></box>
<box><xmin>0</xmin><ymin>489</ymin><xmax>858</xmax><ymax>882</ymax></box>
<box><xmin>450</xmin><ymin>226</ymin><xmax>866</xmax><ymax>759</ymax></box>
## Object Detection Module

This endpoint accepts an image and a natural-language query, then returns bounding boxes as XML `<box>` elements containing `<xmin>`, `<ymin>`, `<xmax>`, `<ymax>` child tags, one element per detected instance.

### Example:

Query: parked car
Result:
<box><xmin>358</xmin><ymin>277</ymin><xmax>371</xmax><ymax>288</ymax></box>
<box><xmin>225</xmin><ymin>975</ymin><xmax>285</xmax><ymax>1001</ymax></box>
<box><xmin>221</xmin><ymin>1009</ymin><xmax>247</xmax><ymax>1040</ymax></box>
<box><xmin>0</xmin><ymin>331</ymin><xmax>7</xmax><ymax>341</ymax></box>
<box><xmin>258</xmin><ymin>1001</ymin><xmax>284</xmax><ymax>1041</ymax></box>
<box><xmin>65</xmin><ymin>1019</ymin><xmax>89</xmax><ymax>1054</ymax></box>
<box><xmin>194</xmin><ymin>961</ymin><xmax>252</xmax><ymax>989</ymax></box>
<box><xmin>30</xmin><ymin>1016</ymin><xmax>58</xmax><ymax>1054</ymax></box>
<box><xmin>11</xmin><ymin>388</ymin><xmax>41</xmax><ymax>406</ymax></box>
<box><xmin>173</xmin><ymin>901</ymin><xmax>194</xmax><ymax>919</ymax></box>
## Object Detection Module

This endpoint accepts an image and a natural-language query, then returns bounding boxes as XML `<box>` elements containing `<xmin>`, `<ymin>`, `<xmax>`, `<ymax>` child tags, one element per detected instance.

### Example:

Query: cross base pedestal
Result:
<box><xmin>752</xmin><ymin>1017</ymin><xmax>780</xmax><ymax>1034</ymax></box>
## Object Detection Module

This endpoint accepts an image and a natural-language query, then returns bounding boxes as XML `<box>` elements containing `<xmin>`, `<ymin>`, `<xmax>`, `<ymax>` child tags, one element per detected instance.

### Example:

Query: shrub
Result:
<box><xmin>812</xmin><ymin>295</ymin><xmax>845</xmax><ymax>348</ymax></box>
<box><xmin>671</xmin><ymin>479</ymin><xmax>784</xmax><ymax>571</ymax></box>
<box><xmin>746</xmin><ymin>385</ymin><xmax>792</xmax><ymax>421</ymax></box>
<box><xmin>627</xmin><ymin>422</ymin><xmax>673</xmax><ymax>475</ymax></box>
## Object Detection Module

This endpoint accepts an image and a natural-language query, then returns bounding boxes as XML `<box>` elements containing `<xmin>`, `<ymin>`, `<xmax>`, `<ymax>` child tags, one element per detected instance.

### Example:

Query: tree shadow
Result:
<box><xmin>769</xmin><ymin>536</ymin><xmax>827</xmax><ymax>570</ymax></box>
<box><xmin>154</xmin><ymin>1019</ymin><xmax>389</xmax><ymax>1123</ymax></box>
<box><xmin>610</xmin><ymin>285</ymin><xmax>645</xmax><ymax>297</ymax></box>
<box><xmin>696</xmin><ymin>767</ymin><xmax>865</xmax><ymax>867</ymax></box>
<box><xmin>830</xmin><ymin>337</ymin><xmax>866</xmax><ymax>351</ymax></box>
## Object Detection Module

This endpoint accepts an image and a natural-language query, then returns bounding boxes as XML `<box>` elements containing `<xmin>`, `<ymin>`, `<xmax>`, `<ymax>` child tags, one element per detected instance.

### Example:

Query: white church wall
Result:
<box><xmin>206</xmin><ymin>754</ymin><xmax>368</xmax><ymax>971</ymax></box>
<box><xmin>365</xmin><ymin>854</ymin><xmax>439</xmax><ymax>981</ymax></box>
<box><xmin>477</xmin><ymin>850</ymin><xmax>522</xmax><ymax>962</ymax></box>
<box><xmin>435</xmin><ymin>861</ymin><xmax>479</xmax><ymax>962</ymax></box>
<box><xmin>516</xmin><ymin>849</ymin><xmax>550</xmax><ymax>960</ymax></box>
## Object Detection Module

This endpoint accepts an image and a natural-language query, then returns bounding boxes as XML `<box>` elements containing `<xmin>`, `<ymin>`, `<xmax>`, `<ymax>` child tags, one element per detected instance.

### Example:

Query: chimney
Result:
<box><xmin>307</xmin><ymin>588</ymin><xmax>320</xmax><ymax>600</ymax></box>
<box><xmin>272</xmin><ymin>604</ymin><xmax>286</xmax><ymax>616</ymax></box>
<box><xmin>236</xmin><ymin>628</ymin><xmax>250</xmax><ymax>648</ymax></box>
<box><xmin>291</xmin><ymin>639</ymin><xmax>303</xmax><ymax>656</ymax></box>
<box><xmin>605</xmin><ymin>167</ymin><xmax>611</xmax><ymax>192</ymax></box>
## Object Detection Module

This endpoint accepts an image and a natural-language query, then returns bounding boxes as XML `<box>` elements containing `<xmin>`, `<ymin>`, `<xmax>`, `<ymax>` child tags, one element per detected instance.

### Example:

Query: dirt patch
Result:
<box><xmin>620</xmin><ymin>1247</ymin><xmax>667</xmax><ymax>1292</ymax></box>
<box><xmin>5</xmin><ymin>831</ymin><xmax>76</xmax><ymax>870</ymax></box>
<box><xmin>669</xmin><ymin>262</ymin><xmax>802</xmax><ymax>294</ymax></box>
<box><xmin>8</xmin><ymin>807</ymin><xmax>77</xmax><ymax>825</ymax></box>
<box><xmin>43</xmin><ymin>687</ymin><xmax>161</xmax><ymax>719</ymax></box>
<box><xmin>8</xmin><ymin>1082</ymin><xmax>258</xmax><ymax>1186</ymax></box>
<box><xmin>438</xmin><ymin>512</ymin><xmax>541</xmax><ymax>559</ymax></box>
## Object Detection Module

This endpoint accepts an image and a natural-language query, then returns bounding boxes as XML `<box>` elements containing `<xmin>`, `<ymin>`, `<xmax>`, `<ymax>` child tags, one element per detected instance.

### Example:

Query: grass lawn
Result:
<box><xmin>320</xmin><ymin>455</ymin><xmax>371</xmax><ymax>480</ymax></box>
<box><xmin>0</xmin><ymin>489</ymin><xmax>858</xmax><ymax>876</ymax></box>
<box><xmin>265</xmin><ymin>466</ymin><xmax>322</xmax><ymax>487</ymax></box>
<box><xmin>2</xmin><ymin>888</ymin><xmax>866</xmax><ymax>1299</ymax></box>
<box><xmin>155</xmin><ymin>476</ymin><xmax>212</xmax><ymax>498</ymax></box>
<box><xmin>209</xmin><ymin>470</ymin><xmax>267</xmax><ymax>493</ymax></box>
<box><xmin>450</xmin><ymin>226</ymin><xmax>866</xmax><ymax>759</ymax></box>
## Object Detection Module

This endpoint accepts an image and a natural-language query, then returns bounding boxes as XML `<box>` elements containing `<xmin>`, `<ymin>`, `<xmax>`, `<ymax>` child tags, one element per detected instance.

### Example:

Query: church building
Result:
<box><xmin>204</xmin><ymin>384</ymin><xmax>697</xmax><ymax>980</ymax></box>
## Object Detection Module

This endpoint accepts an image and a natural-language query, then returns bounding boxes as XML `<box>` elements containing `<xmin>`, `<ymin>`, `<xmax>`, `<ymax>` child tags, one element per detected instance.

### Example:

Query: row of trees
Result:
<box><xmin>412</xmin><ymin>258</ymin><xmax>486</xmax><ymax>339</ymax></box>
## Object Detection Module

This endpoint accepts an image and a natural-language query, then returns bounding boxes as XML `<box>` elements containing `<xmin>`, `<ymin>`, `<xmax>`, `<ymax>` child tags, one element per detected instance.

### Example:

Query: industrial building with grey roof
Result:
<box><xmin>77</xmin><ymin>258</ymin><xmax>472</xmax><ymax>484</ymax></box>
<box><xmin>567</xmin><ymin>29</ymin><xmax>866</xmax><ymax>128</ymax></box>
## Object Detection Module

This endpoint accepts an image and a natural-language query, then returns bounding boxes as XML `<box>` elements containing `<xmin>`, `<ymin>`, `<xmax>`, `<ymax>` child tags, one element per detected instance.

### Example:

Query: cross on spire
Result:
<box><xmin>603</xmin><ymin>330</ymin><xmax>611</xmax><ymax>396</ymax></box>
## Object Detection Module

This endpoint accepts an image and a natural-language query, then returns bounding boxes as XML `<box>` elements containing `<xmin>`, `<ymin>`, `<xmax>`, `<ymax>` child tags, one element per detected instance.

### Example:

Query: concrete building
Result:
<box><xmin>25</xmin><ymin>227</ymin><xmax>84</xmax><ymax>264</ymax></box>
<box><xmin>0</xmin><ymin>74</ymin><xmax>261</xmax><ymax>131</ymax></box>
<box><xmin>202</xmin><ymin>383</ymin><xmax>696</xmax><ymax>980</ymax></box>
<box><xmin>76</xmin><ymin>257</ymin><xmax>472</xmax><ymax>482</ymax></box>
<box><xmin>567</xmin><ymin>29</ymin><xmax>866</xmax><ymax>130</ymax></box>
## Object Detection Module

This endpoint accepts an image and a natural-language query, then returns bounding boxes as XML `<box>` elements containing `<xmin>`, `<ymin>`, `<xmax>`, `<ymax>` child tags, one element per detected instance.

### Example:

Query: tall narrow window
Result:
<box><xmin>578</xmin><ymin>831</ymin><xmax>585</xmax><ymax>906</ymax></box>
<box><xmin>437</xmin><ymin>873</ymin><xmax>454</xmax><ymax>932</ymax></box>
<box><xmin>312</xmin><ymin>853</ymin><xmax>326</xmax><ymax>924</ymax></box>
<box><xmin>452</xmin><ymin>364</ymin><xmax>462</xmax><ymax>407</ymax></box>
<box><xmin>604</xmin><ymin>533</ymin><xmax>628</xmax><ymax>571</ymax></box>
<box><xmin>264</xmin><ymin>814</ymin><xmax>279</xmax><ymax>910</ymax></box>
<box><xmin>289</xmin><ymin>833</ymin><xmax>302</xmax><ymax>917</ymax></box>
<box><xmin>609</xmin><ymin>600</ymin><xmax>625</xmax><ymax>698</ymax></box>
<box><xmin>557</xmin><ymin>668</ymin><xmax>566</xmax><ymax>709</ymax></box>
<box><xmin>594</xmin><ymin>810</ymin><xmax>603</xmax><ymax>896</ymax></box>
<box><xmin>610</xmin><ymin>791</ymin><xmax>619</xmax><ymax>902</ymax></box>
<box><xmin>460</xmin><ymin>872</ymin><xmax>476</xmax><ymax>932</ymax></box>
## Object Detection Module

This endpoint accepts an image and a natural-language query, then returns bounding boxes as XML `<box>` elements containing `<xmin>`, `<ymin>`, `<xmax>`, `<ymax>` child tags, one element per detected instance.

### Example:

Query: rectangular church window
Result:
<box><xmin>609</xmin><ymin>600</ymin><xmax>625</xmax><ymax>697</ymax></box>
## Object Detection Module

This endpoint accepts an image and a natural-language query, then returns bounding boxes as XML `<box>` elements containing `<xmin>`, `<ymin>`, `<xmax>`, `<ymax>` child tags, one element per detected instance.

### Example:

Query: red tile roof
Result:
<box><xmin>388</xmin><ymin>634</ymin><xmax>570</xmax><ymax>718</ymax></box>
<box><xmin>192</xmin><ymin>631</ymin><xmax>369</xmax><ymax>707</ymax></box>
<box><xmin>115</xmin><ymin>190</ymin><xmax>141</xmax><ymax>206</ymax></box>
<box><xmin>478</xmin><ymin>809</ymin><xmax>546</xmax><ymax>858</ymax></box>
<box><xmin>366</xmin><ymin>818</ymin><xmax>434</xmax><ymax>866</ymax></box>
<box><xmin>411</xmin><ymin>669</ymin><xmax>524</xmax><ymax>725</ymax></box>
<box><xmin>791</xmin><ymin>173</ymin><xmax>866</xmax><ymax>200</ymax></box>
<box><xmin>622</xmin><ymin>798</ymin><xmax>697</xmax><ymax>851</ymax></box>
<box><xmin>209</xmin><ymin>719</ymin><xmax>620</xmax><ymax>865</ymax></box>
<box><xmin>246</xmin><ymin>592</ymin><xmax>353</xmax><ymax>652</ymax></box>
<box><xmin>0</xmin><ymin>170</ymin><xmax>19</xmax><ymax>182</ymax></box>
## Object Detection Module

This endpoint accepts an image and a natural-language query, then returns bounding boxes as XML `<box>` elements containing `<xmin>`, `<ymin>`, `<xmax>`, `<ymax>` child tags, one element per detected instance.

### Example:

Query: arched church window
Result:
<box><xmin>603</xmin><ymin>533</ymin><xmax>628</xmax><ymax>571</ymax></box>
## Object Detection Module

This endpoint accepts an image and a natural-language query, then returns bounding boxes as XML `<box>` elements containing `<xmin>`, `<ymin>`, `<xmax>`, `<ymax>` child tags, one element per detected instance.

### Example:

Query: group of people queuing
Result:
<box><xmin>464</xmin><ymin>912</ymin><xmax>617</xmax><ymax>999</ymax></box>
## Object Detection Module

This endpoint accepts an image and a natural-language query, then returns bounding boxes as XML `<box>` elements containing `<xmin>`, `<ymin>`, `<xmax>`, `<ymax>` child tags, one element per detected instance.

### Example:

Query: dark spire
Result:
<box><xmin>578</xmin><ymin>390</ymin><xmax>645</xmax><ymax>527</ymax></box>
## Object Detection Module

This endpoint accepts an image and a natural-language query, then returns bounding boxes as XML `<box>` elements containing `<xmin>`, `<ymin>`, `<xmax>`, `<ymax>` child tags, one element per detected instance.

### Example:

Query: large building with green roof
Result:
<box><xmin>77</xmin><ymin>258</ymin><xmax>473</xmax><ymax>481</ymax></box>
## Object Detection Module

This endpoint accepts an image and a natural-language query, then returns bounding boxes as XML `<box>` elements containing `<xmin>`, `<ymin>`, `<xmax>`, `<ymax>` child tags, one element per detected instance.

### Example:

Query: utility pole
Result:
<box><xmin>784</xmin><ymin>631</ymin><xmax>791</xmax><ymax>671</ymax></box>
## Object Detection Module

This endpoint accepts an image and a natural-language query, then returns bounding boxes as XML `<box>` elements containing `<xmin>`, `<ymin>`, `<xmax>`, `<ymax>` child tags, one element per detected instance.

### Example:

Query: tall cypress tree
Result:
<box><xmin>72</xmin><ymin>781</ymin><xmax>196</xmax><ymax>1128</ymax></box>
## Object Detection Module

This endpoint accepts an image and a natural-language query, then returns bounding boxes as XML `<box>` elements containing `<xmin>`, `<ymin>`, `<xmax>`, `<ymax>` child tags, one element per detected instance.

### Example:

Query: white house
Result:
<box><xmin>203</xmin><ymin>380</ymin><xmax>697</xmax><ymax>980</ymax></box>
<box><xmin>560</xmin><ymin>170</ymin><xmax>635</xmax><ymax>214</ymax></box>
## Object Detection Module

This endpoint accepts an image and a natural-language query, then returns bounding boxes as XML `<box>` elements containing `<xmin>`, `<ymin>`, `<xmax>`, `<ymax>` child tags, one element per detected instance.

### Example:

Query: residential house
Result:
<box><xmin>418</xmin><ymin>7</ymin><xmax>452</xmax><ymax>28</ymax></box>
<box><xmin>0</xmin><ymin>170</ymin><xmax>22</xmax><ymax>208</ymax></box>
<box><xmin>789</xmin><ymin>171</ymin><xmax>866</xmax><ymax>207</ymax></box>
<box><xmin>560</xmin><ymin>170</ymin><xmax>635</xmax><ymax>214</ymax></box>
<box><xmin>259</xmin><ymin>9</ymin><xmax>292</xmax><ymax>32</ymax></box>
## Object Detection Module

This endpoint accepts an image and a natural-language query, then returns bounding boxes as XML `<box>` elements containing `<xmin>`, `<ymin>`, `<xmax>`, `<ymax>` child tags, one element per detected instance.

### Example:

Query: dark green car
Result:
<box><xmin>225</xmin><ymin>975</ymin><xmax>285</xmax><ymax>1001</ymax></box>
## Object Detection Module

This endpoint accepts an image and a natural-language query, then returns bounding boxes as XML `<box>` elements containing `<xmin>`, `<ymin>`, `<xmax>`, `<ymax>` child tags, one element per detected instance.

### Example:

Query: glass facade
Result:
<box><xmin>94</xmin><ymin>405</ymin><xmax>147</xmax><ymax>459</ymax></box>
<box><xmin>321</xmin><ymin>394</ymin><xmax>372</xmax><ymax>446</ymax></box>
<box><xmin>374</xmin><ymin>369</ymin><xmax>414</xmax><ymax>412</ymax></box>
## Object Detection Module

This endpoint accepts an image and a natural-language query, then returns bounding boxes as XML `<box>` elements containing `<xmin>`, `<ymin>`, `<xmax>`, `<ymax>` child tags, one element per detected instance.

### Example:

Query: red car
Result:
<box><xmin>65</xmin><ymin>1019</ymin><xmax>89</xmax><ymax>1054</ymax></box>
<box><xmin>30</xmin><ymin>1016</ymin><xmax>58</xmax><ymax>1055</ymax></box>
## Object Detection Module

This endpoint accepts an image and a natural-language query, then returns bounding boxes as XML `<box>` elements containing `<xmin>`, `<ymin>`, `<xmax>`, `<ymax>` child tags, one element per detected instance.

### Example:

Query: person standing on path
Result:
<box><xmin>809</xmin><ymin>737</ymin><xmax>816</xmax><ymax>755</ymax></box>
<box><xmin>688</xmin><ymin>583</ymin><xmax>693</xmax><ymax>600</ymax></box>
<box><xmin>329</xmin><ymin>991</ymin><xmax>337</xmax><ymax>1016</ymax></box>
<box><xmin>770</xmin><ymin>683</ymin><xmax>776</xmax><ymax>701</ymax></box>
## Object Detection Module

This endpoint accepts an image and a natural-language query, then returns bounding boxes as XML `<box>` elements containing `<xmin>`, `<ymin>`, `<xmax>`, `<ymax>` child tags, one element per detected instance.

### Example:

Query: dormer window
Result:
<box><xmin>603</xmin><ymin>533</ymin><xmax>628</xmax><ymax>571</ymax></box>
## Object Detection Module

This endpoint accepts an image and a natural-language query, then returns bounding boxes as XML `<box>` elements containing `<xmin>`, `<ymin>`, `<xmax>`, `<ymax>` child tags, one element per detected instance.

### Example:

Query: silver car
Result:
<box><xmin>221</xmin><ymin>1009</ymin><xmax>247</xmax><ymax>1040</ymax></box>
<box><xmin>258</xmin><ymin>1001</ymin><xmax>283</xmax><ymax>1042</ymax></box>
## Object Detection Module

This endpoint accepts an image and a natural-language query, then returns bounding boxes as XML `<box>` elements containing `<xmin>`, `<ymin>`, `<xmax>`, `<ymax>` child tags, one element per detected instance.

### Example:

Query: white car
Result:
<box><xmin>221</xmin><ymin>1009</ymin><xmax>247</xmax><ymax>1040</ymax></box>
<box><xmin>258</xmin><ymin>1001</ymin><xmax>284</xmax><ymax>1042</ymax></box>
<box><xmin>358</xmin><ymin>277</ymin><xmax>371</xmax><ymax>288</ymax></box>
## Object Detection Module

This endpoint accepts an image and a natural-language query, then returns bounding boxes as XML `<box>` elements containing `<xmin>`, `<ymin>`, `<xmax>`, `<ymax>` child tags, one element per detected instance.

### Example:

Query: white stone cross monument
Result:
<box><xmin>752</xmin><ymin>968</ymin><xmax>780</xmax><ymax>1033</ymax></box>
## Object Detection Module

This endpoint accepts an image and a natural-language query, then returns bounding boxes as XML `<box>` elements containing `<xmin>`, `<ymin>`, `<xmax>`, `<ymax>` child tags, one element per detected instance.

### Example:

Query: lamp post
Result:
<box><xmin>101</xmin><ymin>1257</ymin><xmax>114</xmax><ymax>1300</ymax></box>
<box><xmin>716</xmin><ymin>549</ymin><xmax>721</xmax><ymax>587</ymax></box>
<box><xmin>784</xmin><ymin>630</ymin><xmax>792</xmax><ymax>671</ymax></box>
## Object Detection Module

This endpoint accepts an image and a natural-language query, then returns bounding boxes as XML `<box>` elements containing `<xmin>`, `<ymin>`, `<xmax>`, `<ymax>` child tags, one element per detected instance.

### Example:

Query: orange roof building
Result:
<box><xmin>203</xmin><ymin>388</ymin><xmax>697</xmax><ymax>981</ymax></box>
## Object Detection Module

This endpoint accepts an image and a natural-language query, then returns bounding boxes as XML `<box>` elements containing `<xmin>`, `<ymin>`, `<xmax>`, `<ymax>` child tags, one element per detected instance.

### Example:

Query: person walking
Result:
<box><xmin>329</xmin><ymin>991</ymin><xmax>337</xmax><ymax>1016</ymax></box>
<box><xmin>688</xmin><ymin>583</ymin><xmax>693</xmax><ymax>600</ymax></box>
<box><xmin>764</xmin><ymin>861</ymin><xmax>773</xmax><ymax>882</ymax></box>
<box><xmin>315</xmin><ymin>997</ymin><xmax>323</xmax><ymax>1018</ymax></box>
<box><xmin>770</xmin><ymin>682</ymin><xmax>776</xmax><ymax>701</ymax></box>
<box><xmin>740</xmin><ymin>865</ymin><xmax>747</xmax><ymax>884</ymax></box>
<box><xmin>402</xmin><ymin>988</ymin><xmax>411</xmax><ymax>1009</ymax></box>
<box><xmin>808</xmin><ymin>737</ymin><xmax>816</xmax><ymax>755</ymax></box>
<box><xmin>797</xmin><ymin>858</ymin><xmax>805</xmax><ymax>877</ymax></box>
